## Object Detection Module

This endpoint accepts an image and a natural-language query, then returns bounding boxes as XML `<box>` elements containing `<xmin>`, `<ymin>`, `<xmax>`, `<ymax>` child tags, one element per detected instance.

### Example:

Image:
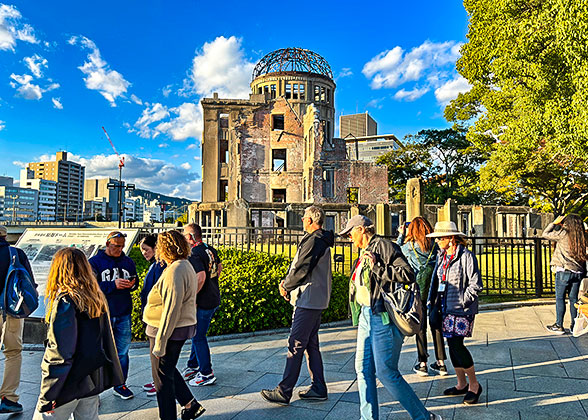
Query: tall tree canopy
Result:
<box><xmin>376</xmin><ymin>128</ymin><xmax>493</xmax><ymax>204</ymax></box>
<box><xmin>446</xmin><ymin>0</ymin><xmax>588</xmax><ymax>215</ymax></box>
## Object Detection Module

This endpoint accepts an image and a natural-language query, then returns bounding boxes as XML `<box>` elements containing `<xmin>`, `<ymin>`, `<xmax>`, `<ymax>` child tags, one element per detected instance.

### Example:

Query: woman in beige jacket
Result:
<box><xmin>143</xmin><ymin>230</ymin><xmax>204</xmax><ymax>420</ymax></box>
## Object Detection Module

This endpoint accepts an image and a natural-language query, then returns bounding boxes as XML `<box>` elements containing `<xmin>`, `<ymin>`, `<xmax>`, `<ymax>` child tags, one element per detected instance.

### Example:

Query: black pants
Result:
<box><xmin>278</xmin><ymin>307</ymin><xmax>326</xmax><ymax>399</ymax></box>
<box><xmin>416</xmin><ymin>302</ymin><xmax>446</xmax><ymax>363</ymax></box>
<box><xmin>446</xmin><ymin>336</ymin><xmax>474</xmax><ymax>369</ymax></box>
<box><xmin>149</xmin><ymin>337</ymin><xmax>197</xmax><ymax>420</ymax></box>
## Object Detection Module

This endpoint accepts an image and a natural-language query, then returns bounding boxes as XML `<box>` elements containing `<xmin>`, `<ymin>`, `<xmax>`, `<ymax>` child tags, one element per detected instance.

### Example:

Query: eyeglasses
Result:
<box><xmin>107</xmin><ymin>232</ymin><xmax>127</xmax><ymax>242</ymax></box>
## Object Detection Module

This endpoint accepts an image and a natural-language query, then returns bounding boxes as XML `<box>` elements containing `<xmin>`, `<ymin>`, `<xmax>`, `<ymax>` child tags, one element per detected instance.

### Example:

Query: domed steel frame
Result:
<box><xmin>252</xmin><ymin>48</ymin><xmax>333</xmax><ymax>80</ymax></box>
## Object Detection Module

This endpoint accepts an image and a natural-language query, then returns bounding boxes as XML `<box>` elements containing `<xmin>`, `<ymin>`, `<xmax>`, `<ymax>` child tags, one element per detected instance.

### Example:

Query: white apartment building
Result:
<box><xmin>20</xmin><ymin>169</ymin><xmax>57</xmax><ymax>221</ymax></box>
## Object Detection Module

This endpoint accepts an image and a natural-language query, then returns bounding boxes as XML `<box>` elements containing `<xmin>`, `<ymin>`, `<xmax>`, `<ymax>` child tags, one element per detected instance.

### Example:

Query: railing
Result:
<box><xmin>136</xmin><ymin>227</ymin><xmax>557</xmax><ymax>298</ymax></box>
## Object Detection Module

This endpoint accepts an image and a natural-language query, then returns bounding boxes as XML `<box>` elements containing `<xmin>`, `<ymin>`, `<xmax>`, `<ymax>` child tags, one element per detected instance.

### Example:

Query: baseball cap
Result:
<box><xmin>338</xmin><ymin>215</ymin><xmax>374</xmax><ymax>237</ymax></box>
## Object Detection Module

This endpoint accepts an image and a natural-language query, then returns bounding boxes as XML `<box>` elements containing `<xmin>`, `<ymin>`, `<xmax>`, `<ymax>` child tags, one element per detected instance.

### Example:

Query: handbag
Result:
<box><xmin>380</xmin><ymin>281</ymin><xmax>424</xmax><ymax>337</ymax></box>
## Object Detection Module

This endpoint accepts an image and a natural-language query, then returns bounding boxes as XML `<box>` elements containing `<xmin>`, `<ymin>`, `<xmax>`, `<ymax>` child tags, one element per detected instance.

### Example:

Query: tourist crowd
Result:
<box><xmin>0</xmin><ymin>209</ymin><xmax>585</xmax><ymax>420</ymax></box>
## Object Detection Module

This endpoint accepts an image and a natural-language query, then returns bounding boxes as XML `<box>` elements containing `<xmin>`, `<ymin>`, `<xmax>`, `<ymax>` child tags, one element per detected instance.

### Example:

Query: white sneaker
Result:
<box><xmin>430</xmin><ymin>414</ymin><xmax>443</xmax><ymax>420</ymax></box>
<box><xmin>188</xmin><ymin>372</ymin><xmax>217</xmax><ymax>386</ymax></box>
<box><xmin>181</xmin><ymin>367</ymin><xmax>199</xmax><ymax>381</ymax></box>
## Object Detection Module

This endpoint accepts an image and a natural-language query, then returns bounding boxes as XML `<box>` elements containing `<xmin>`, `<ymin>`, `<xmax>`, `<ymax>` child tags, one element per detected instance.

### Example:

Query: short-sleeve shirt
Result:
<box><xmin>188</xmin><ymin>243</ymin><xmax>221</xmax><ymax>309</ymax></box>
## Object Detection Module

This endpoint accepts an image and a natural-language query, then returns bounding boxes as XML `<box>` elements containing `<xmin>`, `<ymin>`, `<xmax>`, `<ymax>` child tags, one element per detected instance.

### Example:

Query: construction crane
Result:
<box><xmin>102</xmin><ymin>127</ymin><xmax>134</xmax><ymax>228</ymax></box>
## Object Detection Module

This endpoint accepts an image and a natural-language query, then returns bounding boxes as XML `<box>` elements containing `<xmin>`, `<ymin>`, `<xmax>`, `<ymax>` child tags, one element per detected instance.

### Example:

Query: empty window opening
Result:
<box><xmin>272</xmin><ymin>114</ymin><xmax>284</xmax><ymax>131</ymax></box>
<box><xmin>347</xmin><ymin>187</ymin><xmax>359</xmax><ymax>204</ymax></box>
<box><xmin>300</xmin><ymin>84</ymin><xmax>305</xmax><ymax>100</ymax></box>
<box><xmin>293</xmin><ymin>84</ymin><xmax>299</xmax><ymax>100</ymax></box>
<box><xmin>314</xmin><ymin>85</ymin><xmax>320</xmax><ymax>102</ymax></box>
<box><xmin>270</xmin><ymin>84</ymin><xmax>277</xmax><ymax>99</ymax></box>
<box><xmin>219</xmin><ymin>115</ymin><xmax>229</xmax><ymax>129</ymax></box>
<box><xmin>219</xmin><ymin>180</ymin><xmax>228</xmax><ymax>202</ymax></box>
<box><xmin>219</xmin><ymin>140</ymin><xmax>228</xmax><ymax>163</ymax></box>
<box><xmin>258</xmin><ymin>87</ymin><xmax>262</xmax><ymax>94</ymax></box>
<box><xmin>264</xmin><ymin>85</ymin><xmax>269</xmax><ymax>94</ymax></box>
<box><xmin>285</xmin><ymin>84</ymin><xmax>291</xmax><ymax>99</ymax></box>
<box><xmin>272</xmin><ymin>189</ymin><xmax>286</xmax><ymax>203</ymax></box>
<box><xmin>272</xmin><ymin>149</ymin><xmax>287</xmax><ymax>171</ymax></box>
<box><xmin>321</xmin><ymin>86</ymin><xmax>326</xmax><ymax>102</ymax></box>
<box><xmin>323</xmin><ymin>169</ymin><xmax>334</xmax><ymax>198</ymax></box>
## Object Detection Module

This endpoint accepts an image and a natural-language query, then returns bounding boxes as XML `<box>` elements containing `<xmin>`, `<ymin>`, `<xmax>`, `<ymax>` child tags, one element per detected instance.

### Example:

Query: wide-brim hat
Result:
<box><xmin>338</xmin><ymin>215</ymin><xmax>374</xmax><ymax>237</ymax></box>
<box><xmin>425</xmin><ymin>221</ymin><xmax>465</xmax><ymax>238</ymax></box>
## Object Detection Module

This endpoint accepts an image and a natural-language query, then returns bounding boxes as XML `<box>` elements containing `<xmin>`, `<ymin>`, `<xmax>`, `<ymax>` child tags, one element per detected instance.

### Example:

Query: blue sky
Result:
<box><xmin>0</xmin><ymin>1</ymin><xmax>470</xmax><ymax>200</ymax></box>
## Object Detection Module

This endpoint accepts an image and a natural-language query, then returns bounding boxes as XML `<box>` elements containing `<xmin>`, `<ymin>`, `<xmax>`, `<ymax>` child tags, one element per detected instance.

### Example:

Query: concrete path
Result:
<box><xmin>5</xmin><ymin>305</ymin><xmax>588</xmax><ymax>419</ymax></box>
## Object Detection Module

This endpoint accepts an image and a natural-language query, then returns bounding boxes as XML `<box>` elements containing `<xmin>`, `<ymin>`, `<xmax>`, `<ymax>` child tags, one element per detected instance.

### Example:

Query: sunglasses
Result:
<box><xmin>107</xmin><ymin>232</ymin><xmax>127</xmax><ymax>242</ymax></box>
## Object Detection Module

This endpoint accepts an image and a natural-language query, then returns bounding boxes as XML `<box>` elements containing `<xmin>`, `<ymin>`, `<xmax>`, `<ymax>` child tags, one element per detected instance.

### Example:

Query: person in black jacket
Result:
<box><xmin>261</xmin><ymin>205</ymin><xmax>334</xmax><ymax>406</ymax></box>
<box><xmin>34</xmin><ymin>247</ymin><xmax>124</xmax><ymax>419</ymax></box>
<box><xmin>0</xmin><ymin>225</ymin><xmax>36</xmax><ymax>414</ymax></box>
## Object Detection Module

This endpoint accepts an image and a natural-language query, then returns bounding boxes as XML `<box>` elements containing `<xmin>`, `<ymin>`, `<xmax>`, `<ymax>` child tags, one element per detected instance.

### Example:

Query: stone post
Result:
<box><xmin>437</xmin><ymin>198</ymin><xmax>458</xmax><ymax>224</ymax></box>
<box><xmin>405</xmin><ymin>178</ymin><xmax>424</xmax><ymax>223</ymax></box>
<box><xmin>375</xmin><ymin>203</ymin><xmax>391</xmax><ymax>236</ymax></box>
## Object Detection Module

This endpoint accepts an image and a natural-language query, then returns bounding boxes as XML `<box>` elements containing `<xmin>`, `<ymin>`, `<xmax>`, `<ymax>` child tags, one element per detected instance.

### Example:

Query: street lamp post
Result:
<box><xmin>107</xmin><ymin>178</ymin><xmax>135</xmax><ymax>229</ymax></box>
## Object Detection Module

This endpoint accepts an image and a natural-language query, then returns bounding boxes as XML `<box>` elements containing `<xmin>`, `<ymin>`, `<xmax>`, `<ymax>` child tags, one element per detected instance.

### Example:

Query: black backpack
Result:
<box><xmin>1</xmin><ymin>247</ymin><xmax>39</xmax><ymax>319</ymax></box>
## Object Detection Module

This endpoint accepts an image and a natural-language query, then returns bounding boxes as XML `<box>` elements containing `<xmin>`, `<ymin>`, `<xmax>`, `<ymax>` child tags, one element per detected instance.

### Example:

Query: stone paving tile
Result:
<box><xmin>515</xmin><ymin>374</ymin><xmax>588</xmax><ymax>396</ymax></box>
<box><xmin>231</xmin><ymin>400</ymin><xmax>327</xmax><ymax>420</ymax></box>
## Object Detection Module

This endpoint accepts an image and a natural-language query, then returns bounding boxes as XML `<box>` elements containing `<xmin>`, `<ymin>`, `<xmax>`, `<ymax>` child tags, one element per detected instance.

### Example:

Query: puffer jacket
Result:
<box><xmin>37</xmin><ymin>294</ymin><xmax>124</xmax><ymax>412</ymax></box>
<box><xmin>283</xmin><ymin>228</ymin><xmax>334</xmax><ymax>310</ymax></box>
<box><xmin>542</xmin><ymin>222</ymin><xmax>585</xmax><ymax>273</ymax></box>
<box><xmin>349</xmin><ymin>235</ymin><xmax>415</xmax><ymax>325</ymax></box>
<box><xmin>428</xmin><ymin>244</ymin><xmax>483</xmax><ymax>317</ymax></box>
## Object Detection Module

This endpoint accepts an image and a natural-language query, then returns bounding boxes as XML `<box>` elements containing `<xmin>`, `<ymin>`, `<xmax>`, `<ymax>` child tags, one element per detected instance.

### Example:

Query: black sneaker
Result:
<box><xmin>0</xmin><ymin>397</ymin><xmax>23</xmax><ymax>413</ymax></box>
<box><xmin>181</xmin><ymin>400</ymin><xmax>205</xmax><ymax>420</ymax></box>
<box><xmin>260</xmin><ymin>388</ymin><xmax>290</xmax><ymax>406</ymax></box>
<box><xmin>546</xmin><ymin>324</ymin><xmax>565</xmax><ymax>335</ymax></box>
<box><xmin>113</xmin><ymin>385</ymin><xmax>134</xmax><ymax>400</ymax></box>
<box><xmin>413</xmin><ymin>363</ymin><xmax>429</xmax><ymax>376</ymax></box>
<box><xmin>298</xmin><ymin>387</ymin><xmax>328</xmax><ymax>401</ymax></box>
<box><xmin>430</xmin><ymin>362</ymin><xmax>448</xmax><ymax>376</ymax></box>
<box><xmin>463</xmin><ymin>384</ymin><xmax>483</xmax><ymax>405</ymax></box>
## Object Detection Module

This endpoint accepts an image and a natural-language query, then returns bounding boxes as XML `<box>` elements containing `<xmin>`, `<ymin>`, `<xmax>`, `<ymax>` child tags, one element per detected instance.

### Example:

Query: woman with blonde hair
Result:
<box><xmin>35</xmin><ymin>248</ymin><xmax>123</xmax><ymax>419</ymax></box>
<box><xmin>397</xmin><ymin>217</ymin><xmax>447</xmax><ymax>376</ymax></box>
<box><xmin>143</xmin><ymin>230</ymin><xmax>204</xmax><ymax>420</ymax></box>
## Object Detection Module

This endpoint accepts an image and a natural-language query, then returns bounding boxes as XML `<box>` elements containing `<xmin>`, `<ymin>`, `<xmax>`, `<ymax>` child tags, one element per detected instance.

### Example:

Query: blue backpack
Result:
<box><xmin>1</xmin><ymin>247</ymin><xmax>39</xmax><ymax>319</ymax></box>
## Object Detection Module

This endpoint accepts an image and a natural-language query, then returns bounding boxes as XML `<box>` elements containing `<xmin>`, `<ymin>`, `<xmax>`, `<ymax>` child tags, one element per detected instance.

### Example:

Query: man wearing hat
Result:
<box><xmin>0</xmin><ymin>225</ymin><xmax>36</xmax><ymax>413</ymax></box>
<box><xmin>261</xmin><ymin>205</ymin><xmax>334</xmax><ymax>406</ymax></box>
<box><xmin>89</xmin><ymin>231</ymin><xmax>138</xmax><ymax>400</ymax></box>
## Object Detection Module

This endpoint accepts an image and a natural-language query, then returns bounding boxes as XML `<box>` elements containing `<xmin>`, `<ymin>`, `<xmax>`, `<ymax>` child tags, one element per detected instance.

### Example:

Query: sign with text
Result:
<box><xmin>15</xmin><ymin>228</ymin><xmax>139</xmax><ymax>318</ymax></box>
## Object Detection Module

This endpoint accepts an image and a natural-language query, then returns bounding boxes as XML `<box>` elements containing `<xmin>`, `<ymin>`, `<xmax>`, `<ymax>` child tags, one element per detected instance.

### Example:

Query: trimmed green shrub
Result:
<box><xmin>129</xmin><ymin>246</ymin><xmax>350</xmax><ymax>341</ymax></box>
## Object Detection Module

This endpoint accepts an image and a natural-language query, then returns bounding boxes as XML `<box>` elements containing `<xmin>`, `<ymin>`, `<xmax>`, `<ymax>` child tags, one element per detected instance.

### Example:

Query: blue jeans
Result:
<box><xmin>110</xmin><ymin>314</ymin><xmax>132</xmax><ymax>384</ymax></box>
<box><xmin>355</xmin><ymin>306</ymin><xmax>430</xmax><ymax>420</ymax></box>
<box><xmin>187</xmin><ymin>306</ymin><xmax>218</xmax><ymax>375</ymax></box>
<box><xmin>555</xmin><ymin>270</ymin><xmax>582</xmax><ymax>328</ymax></box>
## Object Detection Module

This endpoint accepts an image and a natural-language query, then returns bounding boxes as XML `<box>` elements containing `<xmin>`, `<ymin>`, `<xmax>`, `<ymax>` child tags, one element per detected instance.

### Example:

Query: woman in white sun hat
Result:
<box><xmin>426</xmin><ymin>221</ymin><xmax>483</xmax><ymax>405</ymax></box>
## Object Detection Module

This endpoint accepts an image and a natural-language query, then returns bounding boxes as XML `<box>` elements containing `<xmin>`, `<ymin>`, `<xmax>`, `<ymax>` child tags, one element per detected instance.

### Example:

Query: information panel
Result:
<box><xmin>15</xmin><ymin>228</ymin><xmax>139</xmax><ymax>318</ymax></box>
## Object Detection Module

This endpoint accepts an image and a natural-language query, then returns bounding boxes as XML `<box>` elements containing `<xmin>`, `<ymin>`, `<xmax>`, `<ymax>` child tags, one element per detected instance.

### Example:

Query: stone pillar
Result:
<box><xmin>471</xmin><ymin>205</ymin><xmax>484</xmax><ymax>254</ymax></box>
<box><xmin>350</xmin><ymin>205</ymin><xmax>360</xmax><ymax>218</ymax></box>
<box><xmin>375</xmin><ymin>203</ymin><xmax>391</xmax><ymax>236</ymax></box>
<box><xmin>437</xmin><ymin>198</ymin><xmax>458</xmax><ymax>224</ymax></box>
<box><xmin>405</xmin><ymin>178</ymin><xmax>424</xmax><ymax>222</ymax></box>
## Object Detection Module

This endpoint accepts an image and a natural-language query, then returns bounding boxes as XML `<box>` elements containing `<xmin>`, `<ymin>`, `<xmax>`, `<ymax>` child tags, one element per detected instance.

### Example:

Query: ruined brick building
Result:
<box><xmin>189</xmin><ymin>48</ymin><xmax>388</xmax><ymax>230</ymax></box>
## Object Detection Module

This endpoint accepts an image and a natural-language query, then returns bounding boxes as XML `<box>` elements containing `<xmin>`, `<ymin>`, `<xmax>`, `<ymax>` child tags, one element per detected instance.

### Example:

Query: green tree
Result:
<box><xmin>376</xmin><ymin>128</ymin><xmax>492</xmax><ymax>204</ymax></box>
<box><xmin>446</xmin><ymin>0</ymin><xmax>588</xmax><ymax>214</ymax></box>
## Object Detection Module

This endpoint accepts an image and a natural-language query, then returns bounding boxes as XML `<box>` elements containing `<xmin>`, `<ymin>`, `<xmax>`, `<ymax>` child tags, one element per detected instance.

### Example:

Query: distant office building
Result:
<box><xmin>20</xmin><ymin>169</ymin><xmax>57</xmax><ymax>221</ymax></box>
<box><xmin>83</xmin><ymin>197</ymin><xmax>108</xmax><ymax>220</ymax></box>
<box><xmin>340</xmin><ymin>112</ymin><xmax>378</xmax><ymax>138</ymax></box>
<box><xmin>346</xmin><ymin>138</ymin><xmax>400</xmax><ymax>163</ymax></box>
<box><xmin>0</xmin><ymin>177</ymin><xmax>14</xmax><ymax>187</ymax></box>
<box><xmin>27</xmin><ymin>151</ymin><xmax>85</xmax><ymax>222</ymax></box>
<box><xmin>84</xmin><ymin>177</ymin><xmax>122</xmax><ymax>221</ymax></box>
<box><xmin>0</xmin><ymin>178</ymin><xmax>38</xmax><ymax>223</ymax></box>
<box><xmin>124</xmin><ymin>196</ymin><xmax>144</xmax><ymax>222</ymax></box>
<box><xmin>143</xmin><ymin>200</ymin><xmax>162</xmax><ymax>223</ymax></box>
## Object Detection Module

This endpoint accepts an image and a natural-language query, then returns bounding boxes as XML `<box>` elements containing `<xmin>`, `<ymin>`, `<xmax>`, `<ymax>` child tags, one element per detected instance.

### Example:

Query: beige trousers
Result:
<box><xmin>0</xmin><ymin>316</ymin><xmax>23</xmax><ymax>402</ymax></box>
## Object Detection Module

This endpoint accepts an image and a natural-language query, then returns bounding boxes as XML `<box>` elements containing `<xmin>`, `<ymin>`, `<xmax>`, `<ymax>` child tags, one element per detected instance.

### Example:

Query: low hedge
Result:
<box><xmin>129</xmin><ymin>246</ymin><xmax>349</xmax><ymax>341</ymax></box>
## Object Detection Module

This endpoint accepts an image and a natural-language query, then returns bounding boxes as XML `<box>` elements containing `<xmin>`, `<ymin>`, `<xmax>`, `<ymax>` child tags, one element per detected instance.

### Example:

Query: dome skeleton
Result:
<box><xmin>252</xmin><ymin>48</ymin><xmax>334</xmax><ymax>80</ymax></box>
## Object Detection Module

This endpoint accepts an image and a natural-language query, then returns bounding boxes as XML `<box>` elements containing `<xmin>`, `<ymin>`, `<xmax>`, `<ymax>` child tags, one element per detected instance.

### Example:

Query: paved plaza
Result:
<box><xmin>6</xmin><ymin>304</ymin><xmax>588</xmax><ymax>419</ymax></box>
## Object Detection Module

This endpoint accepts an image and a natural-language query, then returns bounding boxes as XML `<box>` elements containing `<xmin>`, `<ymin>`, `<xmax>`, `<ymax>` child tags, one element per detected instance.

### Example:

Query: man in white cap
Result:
<box><xmin>0</xmin><ymin>225</ymin><xmax>36</xmax><ymax>413</ymax></box>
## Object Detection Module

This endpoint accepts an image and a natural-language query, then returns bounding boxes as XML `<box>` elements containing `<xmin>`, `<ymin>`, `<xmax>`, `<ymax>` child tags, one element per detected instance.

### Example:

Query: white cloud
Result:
<box><xmin>133</xmin><ymin>102</ymin><xmax>201</xmax><ymax>141</ymax></box>
<box><xmin>186</xmin><ymin>143</ymin><xmax>196</xmax><ymax>150</ymax></box>
<box><xmin>158</xmin><ymin>143</ymin><xmax>169</xmax><ymax>148</ymax></box>
<box><xmin>162</xmin><ymin>85</ymin><xmax>172</xmax><ymax>97</ymax></box>
<box><xmin>193</xmin><ymin>156</ymin><xmax>201</xmax><ymax>161</ymax></box>
<box><xmin>337</xmin><ymin>68</ymin><xmax>353</xmax><ymax>79</ymax></box>
<box><xmin>81</xmin><ymin>154</ymin><xmax>201</xmax><ymax>199</ymax></box>
<box><xmin>69</xmin><ymin>36</ymin><xmax>130</xmax><ymax>106</ymax></box>
<box><xmin>130</xmin><ymin>94</ymin><xmax>142</xmax><ymax>105</ymax></box>
<box><xmin>12</xmin><ymin>160</ymin><xmax>27</xmax><ymax>167</ymax></box>
<box><xmin>434</xmin><ymin>76</ymin><xmax>471</xmax><ymax>105</ymax></box>
<box><xmin>393</xmin><ymin>86</ymin><xmax>430</xmax><ymax>101</ymax></box>
<box><xmin>155</xmin><ymin>103</ymin><xmax>201</xmax><ymax>141</ymax></box>
<box><xmin>187</xmin><ymin>36</ymin><xmax>254</xmax><ymax>98</ymax></box>
<box><xmin>24</xmin><ymin>54</ymin><xmax>47</xmax><ymax>78</ymax></box>
<box><xmin>9</xmin><ymin>73</ymin><xmax>59</xmax><ymax>100</ymax></box>
<box><xmin>366</xmin><ymin>98</ymin><xmax>385</xmax><ymax>109</ymax></box>
<box><xmin>51</xmin><ymin>97</ymin><xmax>63</xmax><ymax>109</ymax></box>
<box><xmin>363</xmin><ymin>40</ymin><xmax>463</xmax><ymax>104</ymax></box>
<box><xmin>0</xmin><ymin>4</ymin><xmax>38</xmax><ymax>51</ymax></box>
<box><xmin>181</xmin><ymin>162</ymin><xmax>191</xmax><ymax>170</ymax></box>
<box><xmin>0</xmin><ymin>120</ymin><xmax>5</xmax><ymax>131</ymax></box>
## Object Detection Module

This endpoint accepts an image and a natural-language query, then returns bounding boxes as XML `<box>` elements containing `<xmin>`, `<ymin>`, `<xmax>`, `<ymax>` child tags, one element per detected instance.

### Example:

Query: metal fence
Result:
<box><xmin>138</xmin><ymin>227</ymin><xmax>557</xmax><ymax>298</ymax></box>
